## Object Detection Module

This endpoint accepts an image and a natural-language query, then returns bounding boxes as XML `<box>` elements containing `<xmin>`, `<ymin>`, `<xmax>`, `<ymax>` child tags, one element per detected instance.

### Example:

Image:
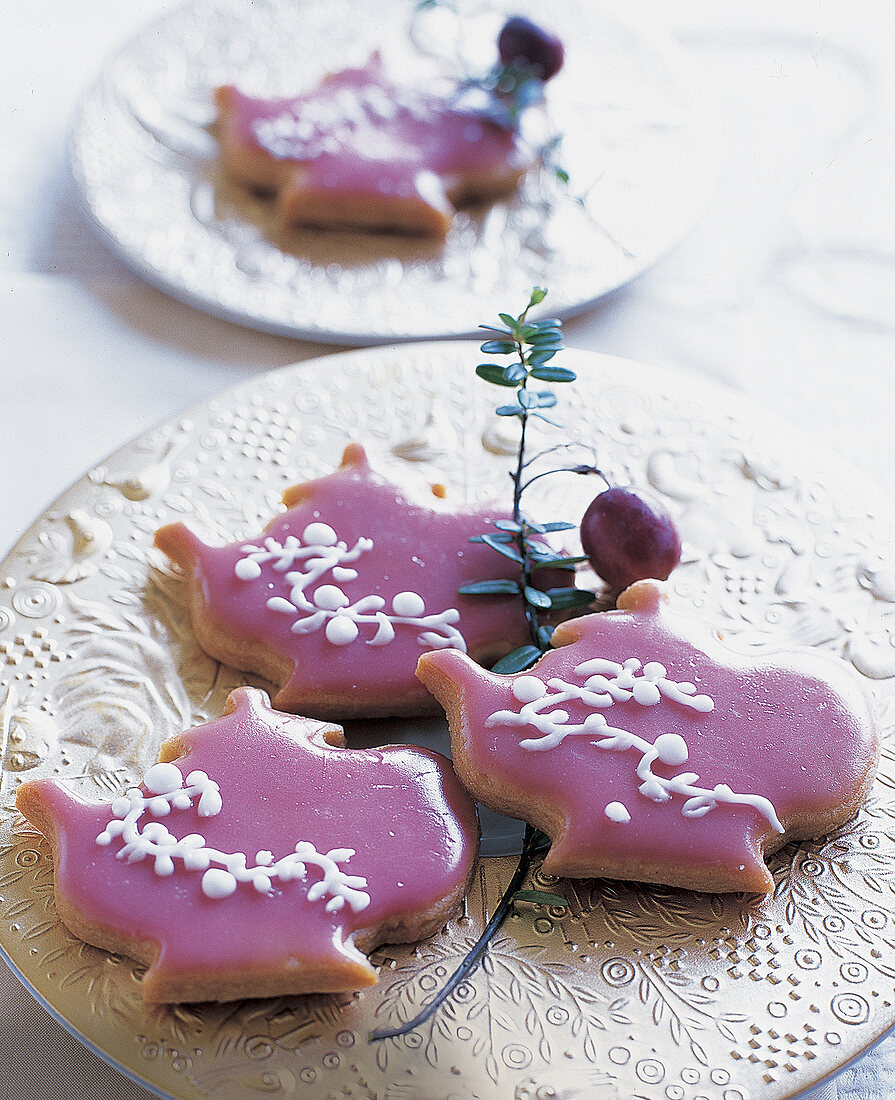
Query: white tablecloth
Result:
<box><xmin>2</xmin><ymin>2</ymin><xmax>894</xmax><ymax>1097</ymax></box>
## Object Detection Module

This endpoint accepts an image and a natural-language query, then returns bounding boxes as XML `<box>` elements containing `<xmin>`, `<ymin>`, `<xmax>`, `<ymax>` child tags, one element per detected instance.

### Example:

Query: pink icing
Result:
<box><xmin>18</xmin><ymin>688</ymin><xmax>479</xmax><ymax>1001</ymax></box>
<box><xmin>219</xmin><ymin>53</ymin><xmax>522</xmax><ymax>204</ymax></box>
<box><xmin>155</xmin><ymin>445</ymin><xmax>567</xmax><ymax>716</ymax></box>
<box><xmin>418</xmin><ymin>581</ymin><xmax>879</xmax><ymax>893</ymax></box>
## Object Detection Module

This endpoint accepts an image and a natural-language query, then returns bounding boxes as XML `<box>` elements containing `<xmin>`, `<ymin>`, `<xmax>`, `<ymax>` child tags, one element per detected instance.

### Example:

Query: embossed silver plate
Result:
<box><xmin>2</xmin><ymin>344</ymin><xmax>894</xmax><ymax>1099</ymax></box>
<box><xmin>70</xmin><ymin>0</ymin><xmax>716</xmax><ymax>344</ymax></box>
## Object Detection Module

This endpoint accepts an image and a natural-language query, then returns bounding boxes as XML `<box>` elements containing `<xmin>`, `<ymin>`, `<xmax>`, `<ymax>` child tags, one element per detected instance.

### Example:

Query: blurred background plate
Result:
<box><xmin>70</xmin><ymin>0</ymin><xmax>717</xmax><ymax>344</ymax></box>
<box><xmin>1</xmin><ymin>344</ymin><xmax>894</xmax><ymax>1098</ymax></box>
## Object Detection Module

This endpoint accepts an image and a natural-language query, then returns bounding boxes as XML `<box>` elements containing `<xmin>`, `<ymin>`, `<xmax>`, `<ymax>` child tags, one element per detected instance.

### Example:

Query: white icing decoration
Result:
<box><xmin>573</xmin><ymin>657</ymin><xmax>714</xmax><ymax>712</ymax></box>
<box><xmin>234</xmin><ymin>558</ymin><xmax>262</xmax><ymax>581</ymax></box>
<box><xmin>604</xmin><ymin>801</ymin><xmax>631</xmax><ymax>824</ymax></box>
<box><xmin>234</xmin><ymin>525</ymin><xmax>466</xmax><ymax>653</ymax></box>
<box><xmin>95</xmin><ymin>764</ymin><xmax>371</xmax><ymax>911</ymax></box>
<box><xmin>512</xmin><ymin>676</ymin><xmax>548</xmax><ymax>704</ymax></box>
<box><xmin>486</xmin><ymin>660</ymin><xmax>782</xmax><ymax>832</ymax></box>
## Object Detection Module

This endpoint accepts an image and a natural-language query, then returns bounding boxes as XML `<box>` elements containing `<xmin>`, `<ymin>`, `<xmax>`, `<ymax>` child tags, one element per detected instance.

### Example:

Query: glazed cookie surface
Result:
<box><xmin>15</xmin><ymin>687</ymin><xmax>479</xmax><ymax>1003</ymax></box>
<box><xmin>417</xmin><ymin>580</ymin><xmax>880</xmax><ymax>894</ymax></box>
<box><xmin>215</xmin><ymin>53</ymin><xmax>531</xmax><ymax>237</ymax></box>
<box><xmin>154</xmin><ymin>443</ymin><xmax>566</xmax><ymax>719</ymax></box>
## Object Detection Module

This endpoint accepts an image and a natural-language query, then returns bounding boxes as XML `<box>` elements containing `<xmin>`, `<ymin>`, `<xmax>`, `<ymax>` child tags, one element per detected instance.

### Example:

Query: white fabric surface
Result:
<box><xmin>2</xmin><ymin>1</ymin><xmax>894</xmax><ymax>1097</ymax></box>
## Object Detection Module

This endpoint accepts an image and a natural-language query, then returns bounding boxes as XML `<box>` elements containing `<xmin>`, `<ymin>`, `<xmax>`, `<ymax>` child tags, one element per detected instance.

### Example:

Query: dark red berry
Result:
<box><xmin>580</xmin><ymin>487</ymin><xmax>682</xmax><ymax>591</ymax></box>
<box><xmin>497</xmin><ymin>16</ymin><xmax>565</xmax><ymax>81</ymax></box>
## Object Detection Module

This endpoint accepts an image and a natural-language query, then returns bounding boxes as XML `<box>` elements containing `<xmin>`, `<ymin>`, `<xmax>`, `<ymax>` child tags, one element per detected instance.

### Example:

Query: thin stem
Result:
<box><xmin>506</xmin><ymin>322</ymin><xmax>543</xmax><ymax>649</ymax></box>
<box><xmin>519</xmin><ymin>464</ymin><xmax>603</xmax><ymax>495</ymax></box>
<box><xmin>520</xmin><ymin>441</ymin><xmax>599</xmax><ymax>472</ymax></box>
<box><xmin>369</xmin><ymin>825</ymin><xmax>546</xmax><ymax>1042</ymax></box>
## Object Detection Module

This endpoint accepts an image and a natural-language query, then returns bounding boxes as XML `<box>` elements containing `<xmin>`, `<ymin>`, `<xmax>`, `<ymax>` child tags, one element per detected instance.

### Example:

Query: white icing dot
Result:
<box><xmin>605</xmin><ymin>801</ymin><xmax>631</xmax><ymax>824</ymax></box>
<box><xmin>172</xmin><ymin>792</ymin><xmax>192</xmax><ymax>811</ymax></box>
<box><xmin>143</xmin><ymin>762</ymin><xmax>183</xmax><ymax>796</ymax></box>
<box><xmin>255</xmin><ymin>850</ymin><xmax>274</xmax><ymax>866</ymax></box>
<box><xmin>111</xmin><ymin>797</ymin><xmax>132</xmax><ymax>819</ymax></box>
<box><xmin>643</xmin><ymin>661</ymin><xmax>667</xmax><ymax>680</ymax></box>
<box><xmin>235</xmin><ymin>558</ymin><xmax>262</xmax><ymax>580</ymax></box>
<box><xmin>155</xmin><ymin>855</ymin><xmax>176</xmax><ymax>877</ymax></box>
<box><xmin>654</xmin><ymin>733</ymin><xmax>689</xmax><ymax>766</ymax></box>
<box><xmin>632</xmin><ymin>679</ymin><xmax>662</xmax><ymax>706</ymax></box>
<box><xmin>96</xmin><ymin>830</ymin><xmax>112</xmax><ymax>846</ymax></box>
<box><xmin>302</xmin><ymin>522</ymin><xmax>337</xmax><ymax>546</ymax></box>
<box><xmin>314</xmin><ymin>584</ymin><xmax>350</xmax><ymax>610</ymax></box>
<box><xmin>202</xmin><ymin>868</ymin><xmax>238</xmax><ymax>899</ymax></box>
<box><xmin>326</xmin><ymin>616</ymin><xmax>360</xmax><ymax>645</ymax></box>
<box><xmin>253</xmin><ymin>874</ymin><xmax>273</xmax><ymax>894</ymax></box>
<box><xmin>148</xmin><ymin>797</ymin><xmax>172</xmax><ymax>817</ymax></box>
<box><xmin>392</xmin><ymin>591</ymin><xmax>425</xmax><ymax>617</ymax></box>
<box><xmin>512</xmin><ymin>676</ymin><xmax>547</xmax><ymax>703</ymax></box>
<box><xmin>267</xmin><ymin>596</ymin><xmax>297</xmax><ymax>614</ymax></box>
<box><xmin>183</xmin><ymin>849</ymin><xmax>211</xmax><ymax>871</ymax></box>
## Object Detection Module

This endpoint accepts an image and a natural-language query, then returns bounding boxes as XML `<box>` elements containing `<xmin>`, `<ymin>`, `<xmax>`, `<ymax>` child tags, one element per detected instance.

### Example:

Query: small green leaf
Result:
<box><xmin>529</xmin><ymin>286</ymin><xmax>548</xmax><ymax>306</ymax></box>
<box><xmin>527</xmin><ymin>349</ymin><xmax>558</xmax><ymax>367</ymax></box>
<box><xmin>533</xmin><ymin>391</ymin><xmax>558</xmax><ymax>408</ymax></box>
<box><xmin>469</xmin><ymin>531</ymin><xmax>514</xmax><ymax>544</ymax></box>
<box><xmin>530</xmin><ymin>365</ymin><xmax>577</xmax><ymax>383</ymax></box>
<box><xmin>528</xmin><ymin>828</ymin><xmax>553</xmax><ymax>853</ymax></box>
<box><xmin>527</xmin><ymin>543</ymin><xmax>570</xmax><ymax>559</ymax></box>
<box><xmin>540</xmin><ymin>521</ymin><xmax>576</xmax><ymax>532</ymax></box>
<box><xmin>493</xmin><ymin>519</ymin><xmax>521</xmax><ymax>532</ymax></box>
<box><xmin>555</xmin><ymin>167</ymin><xmax>570</xmax><ymax>185</ymax></box>
<box><xmin>496</xmin><ymin>404</ymin><xmax>524</xmax><ymax>417</ymax></box>
<box><xmin>458</xmin><ymin>579</ymin><xmax>521</xmax><ymax>595</ymax></box>
<box><xmin>532</xmin><ymin>554</ymin><xmax>589</xmax><ymax>569</ymax></box>
<box><xmin>480</xmin><ymin>534</ymin><xmax>524</xmax><ymax>563</ymax></box>
<box><xmin>504</xmin><ymin>362</ymin><xmax>528</xmax><ymax>383</ymax></box>
<box><xmin>530</xmin><ymin>411</ymin><xmax>562</xmax><ymax>427</ymax></box>
<box><xmin>480</xmin><ymin>340</ymin><xmax>516</xmax><ymax>355</ymax></box>
<box><xmin>531</xmin><ymin>317</ymin><xmax>563</xmax><ymax>328</ymax></box>
<box><xmin>537</xmin><ymin>625</ymin><xmax>555</xmax><ymax>649</ymax></box>
<box><xmin>498</xmin><ymin>312</ymin><xmax>518</xmax><ymax>329</ymax></box>
<box><xmin>513</xmin><ymin>890</ymin><xmax>569</xmax><ymax>909</ymax></box>
<box><xmin>544</xmin><ymin>587</ymin><xmax>596</xmax><ymax>610</ymax></box>
<box><xmin>517</xmin><ymin>389</ymin><xmax>538</xmax><ymax>409</ymax></box>
<box><xmin>528</xmin><ymin>330</ymin><xmax>564</xmax><ymax>346</ymax></box>
<box><xmin>476</xmin><ymin>363</ymin><xmax>519</xmax><ymax>387</ymax></box>
<box><xmin>524</xmin><ymin>586</ymin><xmax>553</xmax><ymax>609</ymax></box>
<box><xmin>492</xmin><ymin>645</ymin><xmax>543</xmax><ymax>674</ymax></box>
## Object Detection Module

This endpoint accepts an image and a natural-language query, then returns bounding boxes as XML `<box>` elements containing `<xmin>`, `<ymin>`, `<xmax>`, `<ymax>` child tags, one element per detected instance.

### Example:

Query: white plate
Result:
<box><xmin>70</xmin><ymin>0</ymin><xmax>717</xmax><ymax>344</ymax></box>
<box><xmin>2</xmin><ymin>344</ymin><xmax>895</xmax><ymax>1099</ymax></box>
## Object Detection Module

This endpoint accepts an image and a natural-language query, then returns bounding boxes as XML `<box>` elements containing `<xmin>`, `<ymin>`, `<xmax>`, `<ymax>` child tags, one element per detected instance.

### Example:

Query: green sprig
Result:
<box><xmin>472</xmin><ymin>287</ymin><xmax>583</xmax><ymax>661</ymax></box>
<box><xmin>369</xmin><ymin>289</ymin><xmax>594</xmax><ymax>1047</ymax></box>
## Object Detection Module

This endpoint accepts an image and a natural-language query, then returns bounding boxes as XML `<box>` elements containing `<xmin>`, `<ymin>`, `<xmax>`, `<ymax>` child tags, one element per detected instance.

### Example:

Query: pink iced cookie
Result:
<box><xmin>417</xmin><ymin>580</ymin><xmax>879</xmax><ymax>894</ymax></box>
<box><xmin>16</xmin><ymin>687</ymin><xmax>479</xmax><ymax>1003</ymax></box>
<box><xmin>155</xmin><ymin>443</ymin><xmax>567</xmax><ymax>720</ymax></box>
<box><xmin>215</xmin><ymin>53</ymin><xmax>531</xmax><ymax>237</ymax></box>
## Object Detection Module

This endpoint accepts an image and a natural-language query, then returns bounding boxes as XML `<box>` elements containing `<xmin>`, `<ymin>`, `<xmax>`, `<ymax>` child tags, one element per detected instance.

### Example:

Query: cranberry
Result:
<box><xmin>580</xmin><ymin>487</ymin><xmax>681</xmax><ymax>591</ymax></box>
<box><xmin>497</xmin><ymin>16</ymin><xmax>565</xmax><ymax>81</ymax></box>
